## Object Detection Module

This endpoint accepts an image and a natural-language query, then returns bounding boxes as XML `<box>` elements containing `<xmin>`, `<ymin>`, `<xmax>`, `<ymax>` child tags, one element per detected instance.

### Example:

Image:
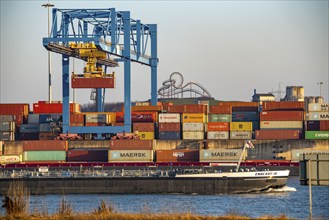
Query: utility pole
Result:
<box><xmin>317</xmin><ymin>82</ymin><xmax>323</xmax><ymax>97</ymax></box>
<box><xmin>42</xmin><ymin>2</ymin><xmax>54</xmax><ymax>103</ymax></box>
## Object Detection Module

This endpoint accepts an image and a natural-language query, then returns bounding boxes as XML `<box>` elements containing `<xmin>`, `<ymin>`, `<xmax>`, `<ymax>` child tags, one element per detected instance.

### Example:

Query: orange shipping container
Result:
<box><xmin>255</xmin><ymin>130</ymin><xmax>301</xmax><ymax>140</ymax></box>
<box><xmin>116</xmin><ymin>112</ymin><xmax>158</xmax><ymax>122</ymax></box>
<box><xmin>207</xmin><ymin>122</ymin><xmax>229</xmax><ymax>131</ymax></box>
<box><xmin>158</xmin><ymin>123</ymin><xmax>181</xmax><ymax>132</ymax></box>
<box><xmin>209</xmin><ymin>105</ymin><xmax>232</xmax><ymax>114</ymax></box>
<box><xmin>0</xmin><ymin>104</ymin><xmax>29</xmax><ymax>125</ymax></box>
<box><xmin>23</xmin><ymin>140</ymin><xmax>67</xmax><ymax>151</ymax></box>
<box><xmin>262</xmin><ymin>101</ymin><xmax>304</xmax><ymax>111</ymax></box>
<box><xmin>320</xmin><ymin>121</ymin><xmax>329</xmax><ymax>131</ymax></box>
<box><xmin>133</xmin><ymin>123</ymin><xmax>155</xmax><ymax>132</ymax></box>
<box><xmin>184</xmin><ymin>104</ymin><xmax>208</xmax><ymax>113</ymax></box>
<box><xmin>260</xmin><ymin>111</ymin><xmax>304</xmax><ymax>121</ymax></box>
<box><xmin>70</xmin><ymin>114</ymin><xmax>84</xmax><ymax>123</ymax></box>
<box><xmin>167</xmin><ymin>105</ymin><xmax>186</xmax><ymax>113</ymax></box>
<box><xmin>131</xmin><ymin>105</ymin><xmax>163</xmax><ymax>112</ymax></box>
<box><xmin>156</xmin><ymin>149</ymin><xmax>199</xmax><ymax>162</ymax></box>
<box><xmin>110</xmin><ymin>140</ymin><xmax>153</xmax><ymax>150</ymax></box>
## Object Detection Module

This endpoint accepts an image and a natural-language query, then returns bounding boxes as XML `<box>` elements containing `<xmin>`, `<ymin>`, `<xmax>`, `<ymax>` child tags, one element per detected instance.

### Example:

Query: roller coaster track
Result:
<box><xmin>158</xmin><ymin>72</ymin><xmax>212</xmax><ymax>98</ymax></box>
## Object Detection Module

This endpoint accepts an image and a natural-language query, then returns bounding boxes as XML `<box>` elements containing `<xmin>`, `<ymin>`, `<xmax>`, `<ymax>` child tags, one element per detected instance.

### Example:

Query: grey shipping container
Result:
<box><xmin>158</xmin><ymin>131</ymin><xmax>181</xmax><ymax>140</ymax></box>
<box><xmin>27</xmin><ymin>114</ymin><xmax>40</xmax><ymax>124</ymax></box>
<box><xmin>200</xmin><ymin>149</ymin><xmax>242</xmax><ymax>162</ymax></box>
<box><xmin>39</xmin><ymin>124</ymin><xmax>52</xmax><ymax>133</ymax></box>
<box><xmin>0</xmin><ymin>122</ymin><xmax>15</xmax><ymax>132</ymax></box>
<box><xmin>0</xmin><ymin>115</ymin><xmax>15</xmax><ymax>122</ymax></box>
<box><xmin>108</xmin><ymin>150</ymin><xmax>154</xmax><ymax>162</ymax></box>
<box><xmin>230</xmin><ymin>131</ymin><xmax>253</xmax><ymax>140</ymax></box>
<box><xmin>0</xmin><ymin>132</ymin><xmax>15</xmax><ymax>141</ymax></box>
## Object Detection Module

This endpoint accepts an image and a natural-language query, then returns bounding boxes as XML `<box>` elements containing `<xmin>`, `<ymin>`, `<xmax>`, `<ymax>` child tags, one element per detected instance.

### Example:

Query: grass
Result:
<box><xmin>0</xmin><ymin>182</ymin><xmax>294</xmax><ymax>220</ymax></box>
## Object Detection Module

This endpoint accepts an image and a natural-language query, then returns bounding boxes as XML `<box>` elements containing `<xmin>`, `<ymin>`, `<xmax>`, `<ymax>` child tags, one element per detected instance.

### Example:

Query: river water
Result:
<box><xmin>27</xmin><ymin>176</ymin><xmax>328</xmax><ymax>219</ymax></box>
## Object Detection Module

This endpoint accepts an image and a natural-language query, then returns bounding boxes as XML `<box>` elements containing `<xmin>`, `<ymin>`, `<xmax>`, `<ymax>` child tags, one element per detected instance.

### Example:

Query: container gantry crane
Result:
<box><xmin>43</xmin><ymin>8</ymin><xmax>158</xmax><ymax>136</ymax></box>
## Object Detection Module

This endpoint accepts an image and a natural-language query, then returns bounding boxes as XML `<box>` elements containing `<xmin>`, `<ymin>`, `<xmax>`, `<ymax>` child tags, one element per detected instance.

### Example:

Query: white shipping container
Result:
<box><xmin>85</xmin><ymin>114</ymin><xmax>110</xmax><ymax>123</ymax></box>
<box><xmin>230</xmin><ymin>131</ymin><xmax>252</xmax><ymax>140</ymax></box>
<box><xmin>158</xmin><ymin>113</ymin><xmax>180</xmax><ymax>123</ymax></box>
<box><xmin>182</xmin><ymin>132</ymin><xmax>204</xmax><ymax>140</ymax></box>
<box><xmin>200</xmin><ymin>149</ymin><xmax>242</xmax><ymax>162</ymax></box>
<box><xmin>108</xmin><ymin>150</ymin><xmax>154</xmax><ymax>162</ymax></box>
<box><xmin>260</xmin><ymin>121</ymin><xmax>303</xmax><ymax>129</ymax></box>
<box><xmin>291</xmin><ymin>150</ymin><xmax>329</xmax><ymax>162</ymax></box>
<box><xmin>0</xmin><ymin>122</ymin><xmax>15</xmax><ymax>132</ymax></box>
<box><xmin>307</xmin><ymin>112</ymin><xmax>329</xmax><ymax>121</ymax></box>
<box><xmin>308</xmin><ymin>103</ymin><xmax>329</xmax><ymax>112</ymax></box>
<box><xmin>182</xmin><ymin>123</ymin><xmax>204</xmax><ymax>132</ymax></box>
<box><xmin>207</xmin><ymin>131</ymin><xmax>229</xmax><ymax>140</ymax></box>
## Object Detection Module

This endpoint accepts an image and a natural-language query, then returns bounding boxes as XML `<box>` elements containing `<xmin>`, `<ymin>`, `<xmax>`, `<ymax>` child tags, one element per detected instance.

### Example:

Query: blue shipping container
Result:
<box><xmin>232</xmin><ymin>112</ymin><xmax>259</xmax><ymax>122</ymax></box>
<box><xmin>20</xmin><ymin>124</ymin><xmax>40</xmax><ymax>133</ymax></box>
<box><xmin>158</xmin><ymin>131</ymin><xmax>181</xmax><ymax>140</ymax></box>
<box><xmin>39</xmin><ymin>114</ymin><xmax>62</xmax><ymax>124</ymax></box>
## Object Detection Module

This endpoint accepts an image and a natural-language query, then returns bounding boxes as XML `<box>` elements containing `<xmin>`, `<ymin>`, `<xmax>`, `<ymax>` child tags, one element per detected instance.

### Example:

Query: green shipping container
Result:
<box><xmin>208</xmin><ymin>114</ymin><xmax>231</xmax><ymax>122</ymax></box>
<box><xmin>23</xmin><ymin>151</ymin><xmax>66</xmax><ymax>161</ymax></box>
<box><xmin>305</xmin><ymin>131</ymin><xmax>329</xmax><ymax>140</ymax></box>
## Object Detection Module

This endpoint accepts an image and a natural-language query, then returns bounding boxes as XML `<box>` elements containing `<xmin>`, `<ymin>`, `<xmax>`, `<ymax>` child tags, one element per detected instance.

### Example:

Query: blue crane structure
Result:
<box><xmin>43</xmin><ymin>8</ymin><xmax>158</xmax><ymax>136</ymax></box>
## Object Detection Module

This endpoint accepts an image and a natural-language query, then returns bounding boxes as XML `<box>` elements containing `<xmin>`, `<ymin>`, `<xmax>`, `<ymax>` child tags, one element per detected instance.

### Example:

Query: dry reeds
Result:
<box><xmin>3</xmin><ymin>181</ymin><xmax>30</xmax><ymax>216</ymax></box>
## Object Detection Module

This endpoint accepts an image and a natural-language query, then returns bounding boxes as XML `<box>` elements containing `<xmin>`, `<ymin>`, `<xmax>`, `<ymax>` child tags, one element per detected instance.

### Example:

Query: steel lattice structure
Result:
<box><xmin>43</xmin><ymin>8</ymin><xmax>158</xmax><ymax>135</ymax></box>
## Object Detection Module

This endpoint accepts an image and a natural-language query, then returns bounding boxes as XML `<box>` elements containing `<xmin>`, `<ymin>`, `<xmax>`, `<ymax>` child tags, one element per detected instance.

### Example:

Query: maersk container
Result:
<box><xmin>308</xmin><ymin>103</ymin><xmax>329</xmax><ymax>112</ymax></box>
<box><xmin>199</xmin><ymin>149</ymin><xmax>242</xmax><ymax>162</ymax></box>
<box><xmin>207</xmin><ymin>122</ymin><xmax>229</xmax><ymax>131</ymax></box>
<box><xmin>307</xmin><ymin>112</ymin><xmax>329</xmax><ymax>121</ymax></box>
<box><xmin>230</xmin><ymin>122</ymin><xmax>252</xmax><ymax>131</ymax></box>
<box><xmin>305</xmin><ymin>131</ymin><xmax>329</xmax><ymax>140</ymax></box>
<box><xmin>232</xmin><ymin>112</ymin><xmax>259</xmax><ymax>121</ymax></box>
<box><xmin>0</xmin><ymin>115</ymin><xmax>15</xmax><ymax>122</ymax></box>
<box><xmin>23</xmin><ymin>151</ymin><xmax>66</xmax><ymax>162</ymax></box>
<box><xmin>158</xmin><ymin>113</ymin><xmax>180</xmax><ymax>123</ymax></box>
<box><xmin>19</xmin><ymin>124</ymin><xmax>40</xmax><ymax>133</ymax></box>
<box><xmin>208</xmin><ymin>114</ymin><xmax>231</xmax><ymax>122</ymax></box>
<box><xmin>155</xmin><ymin>149</ymin><xmax>199</xmax><ymax>162</ymax></box>
<box><xmin>182</xmin><ymin>113</ymin><xmax>206</xmax><ymax>123</ymax></box>
<box><xmin>182</xmin><ymin>131</ymin><xmax>204</xmax><ymax>140</ymax></box>
<box><xmin>260</xmin><ymin>121</ymin><xmax>303</xmax><ymax>130</ymax></box>
<box><xmin>138</xmin><ymin>132</ymin><xmax>155</xmax><ymax>140</ymax></box>
<box><xmin>182</xmin><ymin>123</ymin><xmax>204</xmax><ymax>132</ymax></box>
<box><xmin>207</xmin><ymin>131</ymin><xmax>229</xmax><ymax>140</ymax></box>
<box><xmin>158</xmin><ymin>131</ymin><xmax>181</xmax><ymax>140</ymax></box>
<box><xmin>0</xmin><ymin>122</ymin><xmax>15</xmax><ymax>132</ymax></box>
<box><xmin>158</xmin><ymin>123</ymin><xmax>181</xmax><ymax>132</ymax></box>
<box><xmin>230</xmin><ymin>131</ymin><xmax>252</xmax><ymax>140</ymax></box>
<box><xmin>108</xmin><ymin>150</ymin><xmax>154</xmax><ymax>162</ymax></box>
<box><xmin>0</xmin><ymin>132</ymin><xmax>15</xmax><ymax>141</ymax></box>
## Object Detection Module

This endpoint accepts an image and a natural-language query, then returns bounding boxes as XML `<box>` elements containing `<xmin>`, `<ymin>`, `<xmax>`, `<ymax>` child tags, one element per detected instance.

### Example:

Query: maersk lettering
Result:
<box><xmin>320</xmin><ymin>114</ymin><xmax>329</xmax><ymax>119</ymax></box>
<box><xmin>120</xmin><ymin>153</ymin><xmax>146</xmax><ymax>157</ymax></box>
<box><xmin>211</xmin><ymin>152</ymin><xmax>238</xmax><ymax>157</ymax></box>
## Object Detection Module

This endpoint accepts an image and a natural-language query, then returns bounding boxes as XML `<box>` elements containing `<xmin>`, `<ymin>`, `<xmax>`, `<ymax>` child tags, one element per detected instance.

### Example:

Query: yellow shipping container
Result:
<box><xmin>106</xmin><ymin>112</ymin><xmax>117</xmax><ymax>123</ymax></box>
<box><xmin>138</xmin><ymin>132</ymin><xmax>155</xmax><ymax>140</ymax></box>
<box><xmin>230</xmin><ymin>122</ymin><xmax>253</xmax><ymax>131</ymax></box>
<box><xmin>182</xmin><ymin>113</ymin><xmax>206</xmax><ymax>123</ymax></box>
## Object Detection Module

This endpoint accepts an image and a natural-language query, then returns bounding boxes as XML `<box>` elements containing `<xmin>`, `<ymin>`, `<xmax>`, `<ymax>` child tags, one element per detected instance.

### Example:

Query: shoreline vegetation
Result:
<box><xmin>0</xmin><ymin>182</ymin><xmax>293</xmax><ymax>220</ymax></box>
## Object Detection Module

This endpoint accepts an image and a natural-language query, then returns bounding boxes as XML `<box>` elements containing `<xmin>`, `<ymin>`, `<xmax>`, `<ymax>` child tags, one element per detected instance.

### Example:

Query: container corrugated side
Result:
<box><xmin>158</xmin><ymin>123</ymin><xmax>181</xmax><ymax>132</ymax></box>
<box><xmin>200</xmin><ymin>149</ymin><xmax>242</xmax><ymax>162</ymax></box>
<box><xmin>69</xmin><ymin>140</ymin><xmax>110</xmax><ymax>149</ymax></box>
<box><xmin>67</xmin><ymin>149</ymin><xmax>108</xmax><ymax>162</ymax></box>
<box><xmin>110</xmin><ymin>140</ymin><xmax>153</xmax><ymax>150</ymax></box>
<box><xmin>0</xmin><ymin>122</ymin><xmax>15</xmax><ymax>132</ymax></box>
<box><xmin>307</xmin><ymin>112</ymin><xmax>329</xmax><ymax>121</ymax></box>
<box><xmin>182</xmin><ymin>113</ymin><xmax>206</xmax><ymax>123</ymax></box>
<box><xmin>133</xmin><ymin>123</ymin><xmax>155</xmax><ymax>132</ymax></box>
<box><xmin>85</xmin><ymin>113</ymin><xmax>110</xmax><ymax>123</ymax></box>
<box><xmin>207</xmin><ymin>131</ymin><xmax>229</xmax><ymax>140</ymax></box>
<box><xmin>116</xmin><ymin>112</ymin><xmax>158</xmax><ymax>123</ymax></box>
<box><xmin>232</xmin><ymin>112</ymin><xmax>259</xmax><ymax>121</ymax></box>
<box><xmin>19</xmin><ymin>124</ymin><xmax>40</xmax><ymax>133</ymax></box>
<box><xmin>305</xmin><ymin>131</ymin><xmax>329</xmax><ymax>140</ymax></box>
<box><xmin>3</xmin><ymin>141</ymin><xmax>23</xmax><ymax>155</ymax></box>
<box><xmin>23</xmin><ymin>140</ymin><xmax>67</xmax><ymax>151</ymax></box>
<box><xmin>209</xmin><ymin>105</ymin><xmax>232</xmax><ymax>114</ymax></box>
<box><xmin>320</xmin><ymin>121</ymin><xmax>329</xmax><ymax>131</ymax></box>
<box><xmin>39</xmin><ymin>124</ymin><xmax>52</xmax><ymax>133</ymax></box>
<box><xmin>108</xmin><ymin>150</ymin><xmax>154</xmax><ymax>162</ymax></box>
<box><xmin>182</xmin><ymin>132</ymin><xmax>204</xmax><ymax>140</ymax></box>
<box><xmin>207</xmin><ymin>122</ymin><xmax>229</xmax><ymax>131</ymax></box>
<box><xmin>255</xmin><ymin>130</ymin><xmax>300</xmax><ymax>140</ymax></box>
<box><xmin>230</xmin><ymin>131</ymin><xmax>252</xmax><ymax>139</ymax></box>
<box><xmin>39</xmin><ymin>133</ymin><xmax>55</xmax><ymax>140</ymax></box>
<box><xmin>182</xmin><ymin>123</ymin><xmax>204</xmax><ymax>132</ymax></box>
<box><xmin>308</xmin><ymin>103</ymin><xmax>329</xmax><ymax>112</ymax></box>
<box><xmin>138</xmin><ymin>132</ymin><xmax>155</xmax><ymax>140</ymax></box>
<box><xmin>291</xmin><ymin>149</ymin><xmax>329</xmax><ymax>162</ymax></box>
<box><xmin>158</xmin><ymin>132</ymin><xmax>181</xmax><ymax>140</ymax></box>
<box><xmin>260</xmin><ymin>121</ymin><xmax>303</xmax><ymax>130</ymax></box>
<box><xmin>260</xmin><ymin>111</ymin><xmax>304</xmax><ymax>121</ymax></box>
<box><xmin>23</xmin><ymin>151</ymin><xmax>66</xmax><ymax>162</ymax></box>
<box><xmin>0</xmin><ymin>115</ymin><xmax>15</xmax><ymax>122</ymax></box>
<box><xmin>230</xmin><ymin>122</ymin><xmax>253</xmax><ymax>131</ymax></box>
<box><xmin>208</xmin><ymin>114</ymin><xmax>231</xmax><ymax>122</ymax></box>
<box><xmin>158</xmin><ymin>113</ymin><xmax>180</xmax><ymax>123</ymax></box>
<box><xmin>262</xmin><ymin>101</ymin><xmax>304</xmax><ymax>111</ymax></box>
<box><xmin>155</xmin><ymin>149</ymin><xmax>199</xmax><ymax>162</ymax></box>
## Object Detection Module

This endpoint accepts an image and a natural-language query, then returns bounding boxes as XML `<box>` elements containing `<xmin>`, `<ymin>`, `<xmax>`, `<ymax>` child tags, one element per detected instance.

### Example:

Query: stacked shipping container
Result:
<box><xmin>158</xmin><ymin>113</ymin><xmax>181</xmax><ymax>140</ymax></box>
<box><xmin>305</xmin><ymin>103</ymin><xmax>329</xmax><ymax>140</ymax></box>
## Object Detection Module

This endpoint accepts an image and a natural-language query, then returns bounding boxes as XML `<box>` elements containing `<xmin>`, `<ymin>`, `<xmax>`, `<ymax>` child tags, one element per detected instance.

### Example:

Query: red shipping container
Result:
<box><xmin>184</xmin><ymin>104</ymin><xmax>207</xmax><ymax>113</ymax></box>
<box><xmin>131</xmin><ymin>105</ymin><xmax>163</xmax><ymax>112</ymax></box>
<box><xmin>110</xmin><ymin>140</ymin><xmax>153</xmax><ymax>150</ymax></box>
<box><xmin>209</xmin><ymin>105</ymin><xmax>232</xmax><ymax>114</ymax></box>
<box><xmin>207</xmin><ymin>122</ymin><xmax>229</xmax><ymax>131</ymax></box>
<box><xmin>71</xmin><ymin>77</ymin><xmax>115</xmax><ymax>88</ymax></box>
<box><xmin>0</xmin><ymin>104</ymin><xmax>29</xmax><ymax>125</ymax></box>
<box><xmin>23</xmin><ymin>140</ymin><xmax>66</xmax><ymax>151</ymax></box>
<box><xmin>67</xmin><ymin>149</ymin><xmax>108</xmax><ymax>162</ymax></box>
<box><xmin>39</xmin><ymin>133</ymin><xmax>56</xmax><ymax>140</ymax></box>
<box><xmin>133</xmin><ymin>123</ymin><xmax>155</xmax><ymax>132</ymax></box>
<box><xmin>70</xmin><ymin>114</ymin><xmax>84</xmax><ymax>123</ymax></box>
<box><xmin>255</xmin><ymin>130</ymin><xmax>301</xmax><ymax>140</ymax></box>
<box><xmin>262</xmin><ymin>101</ymin><xmax>304</xmax><ymax>111</ymax></box>
<box><xmin>115</xmin><ymin>112</ymin><xmax>157</xmax><ymax>122</ymax></box>
<box><xmin>320</xmin><ymin>121</ymin><xmax>329</xmax><ymax>131</ymax></box>
<box><xmin>33</xmin><ymin>101</ymin><xmax>81</xmax><ymax>114</ymax></box>
<box><xmin>158</xmin><ymin>123</ymin><xmax>181</xmax><ymax>132</ymax></box>
<box><xmin>260</xmin><ymin>111</ymin><xmax>304</xmax><ymax>121</ymax></box>
<box><xmin>167</xmin><ymin>105</ymin><xmax>186</xmax><ymax>113</ymax></box>
<box><xmin>70</xmin><ymin>122</ymin><xmax>84</xmax><ymax>126</ymax></box>
<box><xmin>156</xmin><ymin>149</ymin><xmax>199</xmax><ymax>162</ymax></box>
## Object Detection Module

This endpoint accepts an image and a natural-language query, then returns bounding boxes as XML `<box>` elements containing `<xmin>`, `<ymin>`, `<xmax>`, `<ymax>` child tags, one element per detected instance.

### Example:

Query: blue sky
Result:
<box><xmin>1</xmin><ymin>0</ymin><xmax>328</xmax><ymax>105</ymax></box>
